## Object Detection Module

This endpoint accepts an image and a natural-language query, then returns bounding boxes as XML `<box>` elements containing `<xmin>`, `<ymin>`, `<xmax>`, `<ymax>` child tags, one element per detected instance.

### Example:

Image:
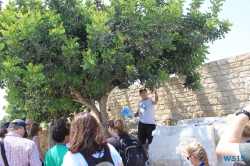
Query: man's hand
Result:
<box><xmin>153</xmin><ymin>88</ymin><xmax>158</xmax><ymax>104</ymax></box>
<box><xmin>153</xmin><ymin>88</ymin><xmax>157</xmax><ymax>94</ymax></box>
<box><xmin>134</xmin><ymin>111</ymin><xmax>139</xmax><ymax>117</ymax></box>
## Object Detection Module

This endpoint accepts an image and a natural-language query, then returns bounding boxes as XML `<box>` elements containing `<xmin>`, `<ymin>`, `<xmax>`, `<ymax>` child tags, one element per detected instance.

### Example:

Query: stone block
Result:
<box><xmin>217</xmin><ymin>97</ymin><xmax>229</xmax><ymax>104</ymax></box>
<box><xmin>226</xmin><ymin>56</ymin><xmax>238</xmax><ymax>63</ymax></box>
<box><xmin>208</xmin><ymin>61</ymin><xmax>217</xmax><ymax>67</ymax></box>
<box><xmin>206</xmin><ymin>111</ymin><xmax>222</xmax><ymax>117</ymax></box>
<box><xmin>229</xmin><ymin>96</ymin><xmax>235</xmax><ymax>103</ymax></box>
<box><xmin>189</xmin><ymin>100</ymin><xmax>198</xmax><ymax>106</ymax></box>
<box><xmin>240</xmin><ymin>102</ymin><xmax>250</xmax><ymax>108</ymax></box>
<box><xmin>197</xmin><ymin>94</ymin><xmax>208</xmax><ymax>100</ymax></box>
<box><xmin>214</xmin><ymin>75</ymin><xmax>230</xmax><ymax>82</ymax></box>
<box><xmin>217</xmin><ymin>59</ymin><xmax>228</xmax><ymax>65</ymax></box>
<box><xmin>181</xmin><ymin>113</ymin><xmax>192</xmax><ymax>119</ymax></box>
<box><xmin>235</xmin><ymin>95</ymin><xmax>248</xmax><ymax>101</ymax></box>
<box><xmin>237</xmin><ymin>66</ymin><xmax>250</xmax><ymax>72</ymax></box>
<box><xmin>221</xmin><ymin>109</ymin><xmax>235</xmax><ymax>115</ymax></box>
<box><xmin>239</xmin><ymin>71</ymin><xmax>250</xmax><ymax>78</ymax></box>
<box><xmin>230</xmin><ymin>103</ymin><xmax>240</xmax><ymax>109</ymax></box>
<box><xmin>230</xmin><ymin>78</ymin><xmax>240</xmax><ymax>84</ymax></box>
<box><xmin>205</xmin><ymin>77</ymin><xmax>215</xmax><ymax>84</ymax></box>
<box><xmin>208</xmin><ymin>83</ymin><xmax>219</xmax><ymax>89</ymax></box>
<box><xmin>208</xmin><ymin>98</ymin><xmax>218</xmax><ymax>104</ymax></box>
<box><xmin>237</xmin><ymin>53</ymin><xmax>250</xmax><ymax>61</ymax></box>
<box><xmin>217</xmin><ymin>70</ymin><xmax>228</xmax><ymax>75</ymax></box>
<box><xmin>166</xmin><ymin>103</ymin><xmax>175</xmax><ymax>109</ymax></box>
<box><xmin>206</xmin><ymin>105</ymin><xmax>217</xmax><ymax>111</ymax></box>
<box><xmin>218</xmin><ymin>64</ymin><xmax>229</xmax><ymax>70</ymax></box>
<box><xmin>209</xmin><ymin>92</ymin><xmax>223</xmax><ymax>98</ymax></box>
<box><xmin>218</xmin><ymin>80</ymin><xmax>228</xmax><ymax>87</ymax></box>
<box><xmin>231</xmin><ymin>72</ymin><xmax>240</xmax><ymax>78</ymax></box>
<box><xmin>206</xmin><ymin>88</ymin><xmax>217</xmax><ymax>93</ymax></box>
<box><xmin>193</xmin><ymin>111</ymin><xmax>206</xmax><ymax>117</ymax></box>
<box><xmin>221</xmin><ymin>91</ymin><xmax>234</xmax><ymax>97</ymax></box>
<box><xmin>199</xmin><ymin>99</ymin><xmax>210</xmax><ymax>105</ymax></box>
<box><xmin>229</xmin><ymin>62</ymin><xmax>241</xmax><ymax>68</ymax></box>
<box><xmin>149</xmin><ymin>125</ymin><xmax>217</xmax><ymax>166</ymax></box>
<box><xmin>216</xmin><ymin>105</ymin><xmax>231</xmax><ymax>110</ymax></box>
<box><xmin>202</xmin><ymin>73</ymin><xmax>212</xmax><ymax>79</ymax></box>
<box><xmin>209</xmin><ymin>66</ymin><xmax>219</xmax><ymax>72</ymax></box>
<box><xmin>186</xmin><ymin>96</ymin><xmax>197</xmax><ymax>101</ymax></box>
<box><xmin>200</xmin><ymin>79</ymin><xmax>206</xmax><ymax>84</ymax></box>
<box><xmin>228</xmin><ymin>83</ymin><xmax>240</xmax><ymax>90</ymax></box>
<box><xmin>186</xmin><ymin>106</ymin><xmax>201</xmax><ymax>112</ymax></box>
<box><xmin>215</xmin><ymin>86</ymin><xmax>231</xmax><ymax>92</ymax></box>
<box><xmin>243</xmin><ymin>59</ymin><xmax>250</xmax><ymax>66</ymax></box>
<box><xmin>233</xmin><ymin>89</ymin><xmax>246</xmax><ymax>95</ymax></box>
<box><xmin>228</xmin><ymin>68</ymin><xmax>240</xmax><ymax>74</ymax></box>
<box><xmin>196</xmin><ymin>90</ymin><xmax>206</xmax><ymax>95</ymax></box>
<box><xmin>199</xmin><ymin>98</ymin><xmax>218</xmax><ymax>105</ymax></box>
<box><xmin>157</xmin><ymin>100</ymin><xmax>165</xmax><ymax>105</ymax></box>
<box><xmin>177</xmin><ymin>116</ymin><xmax>226</xmax><ymax>126</ymax></box>
<box><xmin>156</xmin><ymin>105</ymin><xmax>165</xmax><ymax>110</ymax></box>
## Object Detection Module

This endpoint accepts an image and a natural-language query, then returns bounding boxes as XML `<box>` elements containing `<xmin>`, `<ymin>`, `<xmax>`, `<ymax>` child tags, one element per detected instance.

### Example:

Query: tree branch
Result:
<box><xmin>69</xmin><ymin>86</ymin><xmax>101</xmax><ymax>120</ymax></box>
<box><xmin>106</xmin><ymin>77</ymin><xmax>127</xmax><ymax>93</ymax></box>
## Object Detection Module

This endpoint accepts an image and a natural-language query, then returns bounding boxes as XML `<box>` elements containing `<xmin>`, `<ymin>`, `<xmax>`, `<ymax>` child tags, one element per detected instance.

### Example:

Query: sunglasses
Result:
<box><xmin>187</xmin><ymin>156</ymin><xmax>191</xmax><ymax>160</ymax></box>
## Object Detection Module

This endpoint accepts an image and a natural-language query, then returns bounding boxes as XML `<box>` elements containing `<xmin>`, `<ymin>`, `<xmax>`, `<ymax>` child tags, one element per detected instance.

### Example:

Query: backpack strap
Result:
<box><xmin>0</xmin><ymin>139</ymin><xmax>9</xmax><ymax>166</ymax></box>
<box><xmin>80</xmin><ymin>145</ymin><xmax>114</xmax><ymax>165</ymax></box>
<box><xmin>114</xmin><ymin>135</ymin><xmax>121</xmax><ymax>154</ymax></box>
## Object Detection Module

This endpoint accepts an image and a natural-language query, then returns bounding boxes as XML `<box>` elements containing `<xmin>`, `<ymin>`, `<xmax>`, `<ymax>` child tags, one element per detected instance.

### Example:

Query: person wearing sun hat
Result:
<box><xmin>0</xmin><ymin>119</ymin><xmax>42</xmax><ymax>166</ymax></box>
<box><xmin>25</xmin><ymin>118</ymin><xmax>34</xmax><ymax>135</ymax></box>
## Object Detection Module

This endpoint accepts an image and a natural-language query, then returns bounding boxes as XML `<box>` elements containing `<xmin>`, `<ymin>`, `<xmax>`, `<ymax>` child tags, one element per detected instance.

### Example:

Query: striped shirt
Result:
<box><xmin>0</xmin><ymin>132</ymin><xmax>42</xmax><ymax>166</ymax></box>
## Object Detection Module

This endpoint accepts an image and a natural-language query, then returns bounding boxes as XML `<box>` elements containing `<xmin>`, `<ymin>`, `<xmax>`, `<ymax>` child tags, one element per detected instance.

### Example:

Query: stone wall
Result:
<box><xmin>149</xmin><ymin>116</ymin><xmax>232</xmax><ymax>166</ymax></box>
<box><xmin>107</xmin><ymin>52</ymin><xmax>250</xmax><ymax>119</ymax></box>
<box><xmin>38</xmin><ymin>129</ymin><xmax>49</xmax><ymax>156</ymax></box>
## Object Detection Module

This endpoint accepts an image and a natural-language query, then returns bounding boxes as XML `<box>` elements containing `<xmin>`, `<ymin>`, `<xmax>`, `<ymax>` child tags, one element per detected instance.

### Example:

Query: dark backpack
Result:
<box><xmin>115</xmin><ymin>135</ymin><xmax>147</xmax><ymax>166</ymax></box>
<box><xmin>80</xmin><ymin>145</ymin><xmax>115</xmax><ymax>166</ymax></box>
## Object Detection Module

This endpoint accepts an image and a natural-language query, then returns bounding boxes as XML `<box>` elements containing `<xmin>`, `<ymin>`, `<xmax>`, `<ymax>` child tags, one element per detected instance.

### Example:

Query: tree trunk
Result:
<box><xmin>47</xmin><ymin>123</ymin><xmax>56</xmax><ymax>149</ymax></box>
<box><xmin>69</xmin><ymin>86</ymin><xmax>101</xmax><ymax>120</ymax></box>
<box><xmin>99</xmin><ymin>95</ymin><xmax>110</xmax><ymax>138</ymax></box>
<box><xmin>47</xmin><ymin>114</ymin><xmax>61</xmax><ymax>149</ymax></box>
<box><xmin>69</xmin><ymin>86</ymin><xmax>112</xmax><ymax>137</ymax></box>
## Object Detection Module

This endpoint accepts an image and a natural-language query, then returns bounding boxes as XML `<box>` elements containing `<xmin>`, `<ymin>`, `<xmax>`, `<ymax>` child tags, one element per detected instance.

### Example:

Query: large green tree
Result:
<box><xmin>0</xmin><ymin>0</ymin><xmax>231</xmax><ymax>126</ymax></box>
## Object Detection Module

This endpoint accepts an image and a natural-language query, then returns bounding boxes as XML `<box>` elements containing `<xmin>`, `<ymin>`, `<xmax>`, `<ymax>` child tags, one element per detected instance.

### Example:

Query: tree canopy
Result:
<box><xmin>0</xmin><ymin>0</ymin><xmax>232</xmax><ymax>124</ymax></box>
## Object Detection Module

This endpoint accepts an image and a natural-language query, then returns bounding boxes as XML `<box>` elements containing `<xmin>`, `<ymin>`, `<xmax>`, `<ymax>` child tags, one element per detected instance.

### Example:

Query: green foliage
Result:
<box><xmin>0</xmin><ymin>0</ymin><xmax>232</xmax><ymax>121</ymax></box>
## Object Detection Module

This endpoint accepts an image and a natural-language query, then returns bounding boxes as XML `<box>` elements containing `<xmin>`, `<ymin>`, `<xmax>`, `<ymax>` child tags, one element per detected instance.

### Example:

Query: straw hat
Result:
<box><xmin>25</xmin><ymin>118</ymin><xmax>34</xmax><ymax>125</ymax></box>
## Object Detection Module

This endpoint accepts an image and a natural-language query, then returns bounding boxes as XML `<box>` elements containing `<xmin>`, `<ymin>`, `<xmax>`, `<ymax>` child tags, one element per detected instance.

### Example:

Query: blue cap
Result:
<box><xmin>8</xmin><ymin>119</ymin><xmax>28</xmax><ymax>137</ymax></box>
<box><xmin>9</xmin><ymin>119</ymin><xmax>26</xmax><ymax>129</ymax></box>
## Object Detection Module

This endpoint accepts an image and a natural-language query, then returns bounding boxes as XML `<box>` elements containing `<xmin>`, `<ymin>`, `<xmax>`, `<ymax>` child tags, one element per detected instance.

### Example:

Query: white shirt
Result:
<box><xmin>138</xmin><ymin>97</ymin><xmax>155</xmax><ymax>124</ymax></box>
<box><xmin>62</xmin><ymin>143</ymin><xmax>122</xmax><ymax>166</ymax></box>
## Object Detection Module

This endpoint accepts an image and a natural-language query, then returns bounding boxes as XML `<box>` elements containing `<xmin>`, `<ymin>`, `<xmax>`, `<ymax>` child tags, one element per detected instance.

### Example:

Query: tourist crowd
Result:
<box><xmin>0</xmin><ymin>87</ymin><xmax>250</xmax><ymax>166</ymax></box>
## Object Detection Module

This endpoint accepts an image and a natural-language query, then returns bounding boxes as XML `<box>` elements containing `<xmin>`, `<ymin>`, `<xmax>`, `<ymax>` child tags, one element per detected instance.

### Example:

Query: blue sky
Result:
<box><xmin>0</xmin><ymin>0</ymin><xmax>250</xmax><ymax>119</ymax></box>
<box><xmin>201</xmin><ymin>0</ymin><xmax>250</xmax><ymax>62</ymax></box>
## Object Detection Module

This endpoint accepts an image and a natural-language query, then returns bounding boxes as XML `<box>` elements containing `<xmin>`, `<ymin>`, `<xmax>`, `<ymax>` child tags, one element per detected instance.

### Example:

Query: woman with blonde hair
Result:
<box><xmin>62</xmin><ymin>112</ymin><xmax>123</xmax><ymax>166</ymax></box>
<box><xmin>186</xmin><ymin>141</ymin><xmax>209</xmax><ymax>166</ymax></box>
<box><xmin>106</xmin><ymin>116</ymin><xmax>147</xmax><ymax>166</ymax></box>
<box><xmin>28</xmin><ymin>122</ymin><xmax>44</xmax><ymax>164</ymax></box>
